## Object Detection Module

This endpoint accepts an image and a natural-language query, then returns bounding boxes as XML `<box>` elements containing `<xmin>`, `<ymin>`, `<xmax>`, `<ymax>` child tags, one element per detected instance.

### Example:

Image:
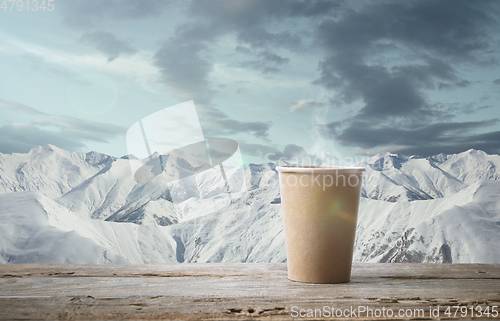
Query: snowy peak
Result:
<box><xmin>84</xmin><ymin>150</ymin><xmax>115</xmax><ymax>167</ymax></box>
<box><xmin>431</xmin><ymin>149</ymin><xmax>500</xmax><ymax>184</ymax></box>
<box><xmin>358</xmin><ymin>149</ymin><xmax>498</xmax><ymax>202</ymax></box>
<box><xmin>366</xmin><ymin>152</ymin><xmax>408</xmax><ymax>170</ymax></box>
<box><xmin>0</xmin><ymin>145</ymin><xmax>115</xmax><ymax>198</ymax></box>
<box><xmin>28</xmin><ymin>143</ymin><xmax>59</xmax><ymax>154</ymax></box>
<box><xmin>26</xmin><ymin>144</ymin><xmax>115</xmax><ymax>166</ymax></box>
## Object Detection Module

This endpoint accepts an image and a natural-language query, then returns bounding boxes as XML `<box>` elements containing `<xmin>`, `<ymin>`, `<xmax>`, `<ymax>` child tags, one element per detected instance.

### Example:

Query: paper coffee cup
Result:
<box><xmin>276</xmin><ymin>166</ymin><xmax>365</xmax><ymax>284</ymax></box>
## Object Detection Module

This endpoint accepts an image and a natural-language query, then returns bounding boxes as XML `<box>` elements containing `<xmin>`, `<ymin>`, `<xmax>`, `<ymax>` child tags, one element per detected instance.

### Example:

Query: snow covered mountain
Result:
<box><xmin>1</xmin><ymin>145</ymin><xmax>499</xmax><ymax>264</ymax></box>
<box><xmin>355</xmin><ymin>180</ymin><xmax>500</xmax><ymax>263</ymax></box>
<box><xmin>0</xmin><ymin>144</ymin><xmax>114</xmax><ymax>198</ymax></box>
<box><xmin>360</xmin><ymin>149</ymin><xmax>500</xmax><ymax>202</ymax></box>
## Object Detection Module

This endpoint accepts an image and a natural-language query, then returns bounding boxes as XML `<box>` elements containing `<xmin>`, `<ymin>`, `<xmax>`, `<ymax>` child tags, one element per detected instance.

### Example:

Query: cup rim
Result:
<box><xmin>276</xmin><ymin>165</ymin><xmax>366</xmax><ymax>173</ymax></box>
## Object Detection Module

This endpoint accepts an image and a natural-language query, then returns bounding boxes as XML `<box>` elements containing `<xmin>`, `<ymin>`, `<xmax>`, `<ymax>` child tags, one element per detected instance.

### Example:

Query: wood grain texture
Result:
<box><xmin>1</xmin><ymin>263</ymin><xmax>499</xmax><ymax>320</ymax></box>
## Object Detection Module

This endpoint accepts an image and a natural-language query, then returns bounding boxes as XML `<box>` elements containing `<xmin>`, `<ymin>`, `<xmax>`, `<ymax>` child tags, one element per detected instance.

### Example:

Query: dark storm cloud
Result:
<box><xmin>318</xmin><ymin>121</ymin><xmax>343</xmax><ymax>139</ymax></box>
<box><xmin>437</xmin><ymin>79</ymin><xmax>474</xmax><ymax>90</ymax></box>
<box><xmin>152</xmin><ymin>0</ymin><xmax>342</xmax><ymax>104</ymax></box>
<box><xmin>80</xmin><ymin>31</ymin><xmax>137</xmax><ymax>62</ymax></box>
<box><xmin>338</xmin><ymin>120</ymin><xmax>498</xmax><ymax>149</ymax></box>
<box><xmin>394</xmin><ymin>131</ymin><xmax>500</xmax><ymax>157</ymax></box>
<box><xmin>322</xmin><ymin>119</ymin><xmax>500</xmax><ymax>157</ymax></box>
<box><xmin>199</xmin><ymin>107</ymin><xmax>271</xmax><ymax>141</ymax></box>
<box><xmin>237</xmin><ymin>28</ymin><xmax>302</xmax><ymax>51</ymax></box>
<box><xmin>153</xmin><ymin>40</ymin><xmax>213</xmax><ymax>104</ymax></box>
<box><xmin>392</xmin><ymin>58</ymin><xmax>458</xmax><ymax>90</ymax></box>
<box><xmin>315</xmin><ymin>0</ymin><xmax>500</xmax><ymax>156</ymax></box>
<box><xmin>439</xmin><ymin>102</ymin><xmax>494</xmax><ymax>116</ymax></box>
<box><xmin>59</xmin><ymin>0</ymin><xmax>169</xmax><ymax>27</ymax></box>
<box><xmin>317</xmin><ymin>57</ymin><xmax>429</xmax><ymax>119</ymax></box>
<box><xmin>152</xmin><ymin>0</ymin><xmax>342</xmax><ymax>142</ymax></box>
<box><xmin>237</xmin><ymin>46</ymin><xmax>290</xmax><ymax>74</ymax></box>
<box><xmin>152</xmin><ymin>17</ymin><xmax>224</xmax><ymax>104</ymax></box>
<box><xmin>317</xmin><ymin>0</ymin><xmax>495</xmax><ymax>60</ymax></box>
<box><xmin>0</xmin><ymin>99</ymin><xmax>126</xmax><ymax>154</ymax></box>
<box><xmin>188</xmin><ymin>0</ymin><xmax>343</xmax><ymax>28</ymax></box>
<box><xmin>493</xmin><ymin>79</ymin><xmax>500</xmax><ymax>85</ymax></box>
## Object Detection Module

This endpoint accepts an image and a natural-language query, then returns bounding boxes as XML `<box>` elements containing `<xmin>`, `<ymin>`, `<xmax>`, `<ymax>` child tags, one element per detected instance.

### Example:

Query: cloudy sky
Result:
<box><xmin>1</xmin><ymin>0</ymin><xmax>500</xmax><ymax>164</ymax></box>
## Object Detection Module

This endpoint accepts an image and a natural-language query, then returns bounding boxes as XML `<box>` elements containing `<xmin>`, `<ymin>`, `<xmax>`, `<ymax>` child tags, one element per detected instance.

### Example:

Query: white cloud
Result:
<box><xmin>0</xmin><ymin>36</ymin><xmax>161</xmax><ymax>94</ymax></box>
<box><xmin>289</xmin><ymin>99</ymin><xmax>323</xmax><ymax>113</ymax></box>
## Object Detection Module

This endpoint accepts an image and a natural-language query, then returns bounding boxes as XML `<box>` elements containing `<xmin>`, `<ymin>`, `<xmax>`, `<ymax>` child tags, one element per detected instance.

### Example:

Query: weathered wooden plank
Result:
<box><xmin>0</xmin><ymin>263</ymin><xmax>288</xmax><ymax>278</ymax></box>
<box><xmin>1</xmin><ymin>263</ymin><xmax>499</xmax><ymax>278</ymax></box>
<box><xmin>0</xmin><ymin>264</ymin><xmax>499</xmax><ymax>320</ymax></box>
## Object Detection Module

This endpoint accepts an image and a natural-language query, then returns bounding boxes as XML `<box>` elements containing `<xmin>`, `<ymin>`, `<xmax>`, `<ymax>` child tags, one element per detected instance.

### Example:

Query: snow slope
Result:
<box><xmin>0</xmin><ymin>192</ymin><xmax>177</xmax><ymax>264</ymax></box>
<box><xmin>355</xmin><ymin>180</ymin><xmax>500</xmax><ymax>263</ymax></box>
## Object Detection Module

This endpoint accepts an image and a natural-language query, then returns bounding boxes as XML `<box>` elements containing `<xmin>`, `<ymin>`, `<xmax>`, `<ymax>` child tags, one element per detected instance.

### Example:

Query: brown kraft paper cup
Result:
<box><xmin>276</xmin><ymin>165</ymin><xmax>365</xmax><ymax>284</ymax></box>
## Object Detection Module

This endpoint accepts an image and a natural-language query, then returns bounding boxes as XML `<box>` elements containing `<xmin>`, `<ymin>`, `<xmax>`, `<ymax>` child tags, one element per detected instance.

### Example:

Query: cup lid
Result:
<box><xmin>276</xmin><ymin>165</ymin><xmax>366</xmax><ymax>173</ymax></box>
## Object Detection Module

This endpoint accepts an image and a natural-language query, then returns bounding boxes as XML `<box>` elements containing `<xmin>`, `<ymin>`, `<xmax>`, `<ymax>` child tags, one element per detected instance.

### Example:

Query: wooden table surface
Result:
<box><xmin>1</xmin><ymin>263</ymin><xmax>499</xmax><ymax>320</ymax></box>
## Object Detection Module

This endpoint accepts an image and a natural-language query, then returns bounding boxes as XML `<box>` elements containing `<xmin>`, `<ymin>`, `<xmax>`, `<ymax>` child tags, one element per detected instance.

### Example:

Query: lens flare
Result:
<box><xmin>330</xmin><ymin>199</ymin><xmax>343</xmax><ymax>214</ymax></box>
<box><xmin>331</xmin><ymin>199</ymin><xmax>357</xmax><ymax>224</ymax></box>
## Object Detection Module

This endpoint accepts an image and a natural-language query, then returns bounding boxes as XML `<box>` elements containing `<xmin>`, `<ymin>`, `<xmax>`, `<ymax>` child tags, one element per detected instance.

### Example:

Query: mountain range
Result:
<box><xmin>1</xmin><ymin>144</ymin><xmax>499</xmax><ymax>264</ymax></box>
